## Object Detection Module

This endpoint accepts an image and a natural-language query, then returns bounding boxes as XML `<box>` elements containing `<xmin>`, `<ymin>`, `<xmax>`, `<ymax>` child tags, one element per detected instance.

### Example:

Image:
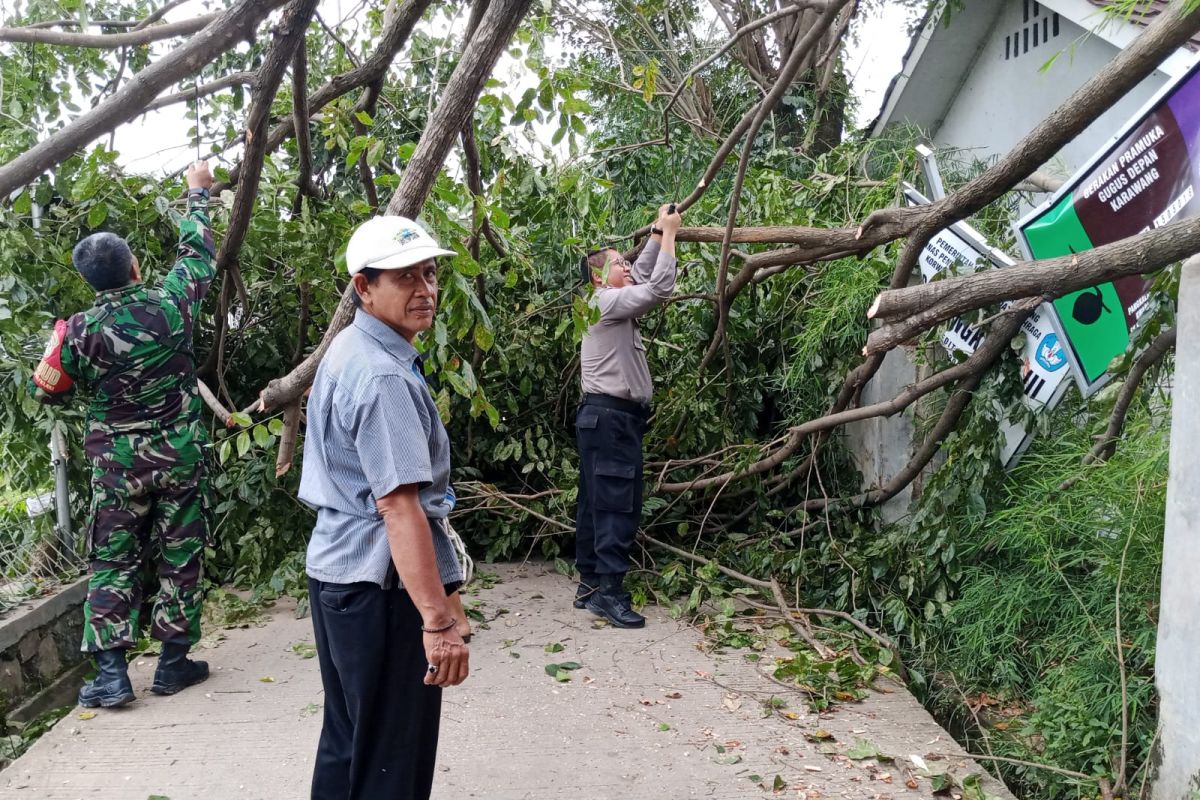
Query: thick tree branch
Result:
<box><xmin>1014</xmin><ymin>170</ymin><xmax>1065</xmax><ymax>194</ymax></box>
<box><xmin>144</xmin><ymin>71</ymin><xmax>256</xmax><ymax>113</ymax></box>
<box><xmin>0</xmin><ymin>12</ymin><xmax>219</xmax><ymax>47</ymax></box>
<box><xmin>209</xmin><ymin>0</ymin><xmax>320</xmax><ymax>365</ymax></box>
<box><xmin>275</xmin><ymin>400</ymin><xmax>303</xmax><ymax>477</ymax></box>
<box><xmin>217</xmin><ymin>0</ymin><xmax>433</xmax><ymax>192</ymax></box>
<box><xmin>0</xmin><ymin>0</ymin><xmax>290</xmax><ymax>199</ymax></box>
<box><xmin>292</xmin><ymin>46</ymin><xmax>320</xmax><ymax>201</ymax></box>
<box><xmin>198</xmin><ymin>379</ymin><xmax>235</xmax><ymax>427</ymax></box>
<box><xmin>384</xmin><ymin>0</ymin><xmax>532</xmax><ymax>216</ymax></box>
<box><xmin>350</xmin><ymin>81</ymin><xmax>384</xmax><ymax>210</ymax></box>
<box><xmin>22</xmin><ymin>18</ymin><xmax>141</xmax><ymax>30</ymax></box>
<box><xmin>866</xmin><ymin>216</ymin><xmax>1200</xmax><ymax>354</ymax></box>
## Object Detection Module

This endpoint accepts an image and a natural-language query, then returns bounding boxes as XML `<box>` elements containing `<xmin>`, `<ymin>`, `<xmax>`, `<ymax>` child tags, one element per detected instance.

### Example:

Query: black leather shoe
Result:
<box><xmin>151</xmin><ymin>642</ymin><xmax>210</xmax><ymax>695</ymax></box>
<box><xmin>585</xmin><ymin>574</ymin><xmax>646</xmax><ymax>628</ymax></box>
<box><xmin>78</xmin><ymin>649</ymin><xmax>135</xmax><ymax>708</ymax></box>
<box><xmin>573</xmin><ymin>573</ymin><xmax>599</xmax><ymax>609</ymax></box>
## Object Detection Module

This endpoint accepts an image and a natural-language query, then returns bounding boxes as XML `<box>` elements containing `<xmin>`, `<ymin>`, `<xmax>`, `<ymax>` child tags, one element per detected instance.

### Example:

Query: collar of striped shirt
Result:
<box><xmin>352</xmin><ymin>308</ymin><xmax>423</xmax><ymax>367</ymax></box>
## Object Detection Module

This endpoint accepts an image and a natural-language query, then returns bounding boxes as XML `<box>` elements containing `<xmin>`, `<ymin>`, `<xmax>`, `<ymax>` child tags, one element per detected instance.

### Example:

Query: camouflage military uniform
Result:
<box><xmin>32</xmin><ymin>192</ymin><xmax>216</xmax><ymax>652</ymax></box>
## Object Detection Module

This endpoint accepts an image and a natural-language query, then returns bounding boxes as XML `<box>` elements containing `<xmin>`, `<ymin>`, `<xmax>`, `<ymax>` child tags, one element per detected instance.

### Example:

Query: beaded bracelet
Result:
<box><xmin>421</xmin><ymin>619</ymin><xmax>457</xmax><ymax>634</ymax></box>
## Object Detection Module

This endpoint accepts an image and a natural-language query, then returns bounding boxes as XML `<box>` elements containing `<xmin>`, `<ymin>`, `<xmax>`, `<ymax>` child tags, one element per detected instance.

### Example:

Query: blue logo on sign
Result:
<box><xmin>1035</xmin><ymin>333</ymin><xmax>1067</xmax><ymax>372</ymax></box>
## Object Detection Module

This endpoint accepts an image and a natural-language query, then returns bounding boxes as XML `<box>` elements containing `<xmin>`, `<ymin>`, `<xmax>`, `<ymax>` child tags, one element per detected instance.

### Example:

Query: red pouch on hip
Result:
<box><xmin>33</xmin><ymin>319</ymin><xmax>74</xmax><ymax>394</ymax></box>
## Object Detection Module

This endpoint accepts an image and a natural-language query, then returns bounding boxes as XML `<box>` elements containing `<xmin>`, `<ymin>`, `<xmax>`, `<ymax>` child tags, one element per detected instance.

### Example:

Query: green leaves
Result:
<box><xmin>845</xmin><ymin>738</ymin><xmax>892</xmax><ymax>762</ymax></box>
<box><xmin>252</xmin><ymin>424</ymin><xmax>271</xmax><ymax>449</ymax></box>
<box><xmin>544</xmin><ymin>661</ymin><xmax>582</xmax><ymax>682</ymax></box>
<box><xmin>960</xmin><ymin>774</ymin><xmax>1004</xmax><ymax>800</ymax></box>
<box><xmin>291</xmin><ymin>641</ymin><xmax>317</xmax><ymax>659</ymax></box>
<box><xmin>473</xmin><ymin>324</ymin><xmax>495</xmax><ymax>351</ymax></box>
<box><xmin>86</xmin><ymin>202</ymin><xmax>108</xmax><ymax>228</ymax></box>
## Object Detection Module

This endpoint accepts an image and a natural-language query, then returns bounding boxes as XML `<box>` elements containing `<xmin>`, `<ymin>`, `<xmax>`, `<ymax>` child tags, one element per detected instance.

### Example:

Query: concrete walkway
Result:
<box><xmin>4</xmin><ymin>564</ymin><xmax>1012</xmax><ymax>800</ymax></box>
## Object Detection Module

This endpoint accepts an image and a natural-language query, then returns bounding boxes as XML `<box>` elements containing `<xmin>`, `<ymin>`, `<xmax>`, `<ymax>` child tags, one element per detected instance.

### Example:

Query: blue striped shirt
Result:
<box><xmin>299</xmin><ymin>309</ymin><xmax>463</xmax><ymax>587</ymax></box>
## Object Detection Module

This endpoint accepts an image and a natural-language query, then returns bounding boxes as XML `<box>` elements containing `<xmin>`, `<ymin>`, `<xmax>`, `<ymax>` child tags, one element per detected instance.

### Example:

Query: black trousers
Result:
<box><xmin>309</xmin><ymin>578</ymin><xmax>442</xmax><ymax>800</ymax></box>
<box><xmin>574</xmin><ymin>398</ymin><xmax>647</xmax><ymax>576</ymax></box>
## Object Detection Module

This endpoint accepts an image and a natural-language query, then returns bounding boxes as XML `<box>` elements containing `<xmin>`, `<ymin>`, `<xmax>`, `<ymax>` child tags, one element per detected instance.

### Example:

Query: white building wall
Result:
<box><xmin>933</xmin><ymin>2</ymin><xmax>1173</xmax><ymax>176</ymax></box>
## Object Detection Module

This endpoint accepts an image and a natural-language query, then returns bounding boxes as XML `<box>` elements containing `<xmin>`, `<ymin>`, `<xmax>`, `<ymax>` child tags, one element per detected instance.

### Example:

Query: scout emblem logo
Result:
<box><xmin>1072</xmin><ymin>286</ymin><xmax>1111</xmax><ymax>325</ymax></box>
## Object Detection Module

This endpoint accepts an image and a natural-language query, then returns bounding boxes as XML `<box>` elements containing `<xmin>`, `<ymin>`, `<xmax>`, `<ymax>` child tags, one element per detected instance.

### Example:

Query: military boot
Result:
<box><xmin>78</xmin><ymin>649</ymin><xmax>135</xmax><ymax>708</ymax></box>
<box><xmin>151</xmin><ymin>642</ymin><xmax>209</xmax><ymax>695</ymax></box>
<box><xmin>585</xmin><ymin>574</ymin><xmax>646</xmax><ymax>628</ymax></box>
<box><xmin>573</xmin><ymin>572</ymin><xmax>600</xmax><ymax>609</ymax></box>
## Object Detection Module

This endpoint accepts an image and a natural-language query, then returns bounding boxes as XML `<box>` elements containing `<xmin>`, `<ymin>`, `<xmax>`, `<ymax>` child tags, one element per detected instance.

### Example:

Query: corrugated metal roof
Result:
<box><xmin>1087</xmin><ymin>0</ymin><xmax>1200</xmax><ymax>50</ymax></box>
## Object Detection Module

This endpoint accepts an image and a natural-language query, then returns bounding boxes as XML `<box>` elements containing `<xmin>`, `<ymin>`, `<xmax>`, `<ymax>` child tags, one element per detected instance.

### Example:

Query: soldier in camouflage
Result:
<box><xmin>30</xmin><ymin>161</ymin><xmax>217</xmax><ymax>708</ymax></box>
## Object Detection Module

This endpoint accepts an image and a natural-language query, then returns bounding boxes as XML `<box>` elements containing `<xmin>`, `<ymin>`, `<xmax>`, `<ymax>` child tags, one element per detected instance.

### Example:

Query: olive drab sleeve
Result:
<box><xmin>30</xmin><ymin>190</ymin><xmax>217</xmax><ymax>471</ymax></box>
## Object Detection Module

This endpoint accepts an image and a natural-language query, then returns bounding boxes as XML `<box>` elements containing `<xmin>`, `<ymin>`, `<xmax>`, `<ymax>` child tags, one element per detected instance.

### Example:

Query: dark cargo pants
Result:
<box><xmin>574</xmin><ymin>397</ymin><xmax>647</xmax><ymax>577</ymax></box>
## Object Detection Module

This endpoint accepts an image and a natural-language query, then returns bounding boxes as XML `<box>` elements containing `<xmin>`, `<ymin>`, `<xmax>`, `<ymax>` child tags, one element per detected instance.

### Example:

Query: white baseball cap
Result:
<box><xmin>345</xmin><ymin>216</ymin><xmax>456</xmax><ymax>275</ymax></box>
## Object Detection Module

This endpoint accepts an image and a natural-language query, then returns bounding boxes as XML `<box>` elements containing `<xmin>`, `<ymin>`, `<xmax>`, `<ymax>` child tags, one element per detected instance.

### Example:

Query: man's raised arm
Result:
<box><xmin>630</xmin><ymin>203</ymin><xmax>681</xmax><ymax>285</ymax></box>
<box><xmin>597</xmin><ymin>205</ymin><xmax>681</xmax><ymax>321</ymax></box>
<box><xmin>163</xmin><ymin>161</ymin><xmax>217</xmax><ymax>315</ymax></box>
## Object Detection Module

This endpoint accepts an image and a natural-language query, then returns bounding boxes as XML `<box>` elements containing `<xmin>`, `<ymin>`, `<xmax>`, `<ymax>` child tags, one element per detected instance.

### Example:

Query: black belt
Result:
<box><xmin>582</xmin><ymin>393</ymin><xmax>650</xmax><ymax>417</ymax></box>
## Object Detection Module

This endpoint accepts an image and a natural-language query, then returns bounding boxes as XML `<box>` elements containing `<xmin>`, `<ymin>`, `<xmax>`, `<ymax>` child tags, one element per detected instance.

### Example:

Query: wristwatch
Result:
<box><xmin>187</xmin><ymin>187</ymin><xmax>210</xmax><ymax>198</ymax></box>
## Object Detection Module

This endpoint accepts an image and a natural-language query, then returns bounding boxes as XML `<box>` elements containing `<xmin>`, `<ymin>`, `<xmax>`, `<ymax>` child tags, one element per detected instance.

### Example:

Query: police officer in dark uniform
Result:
<box><xmin>573</xmin><ymin>203</ymin><xmax>681</xmax><ymax>627</ymax></box>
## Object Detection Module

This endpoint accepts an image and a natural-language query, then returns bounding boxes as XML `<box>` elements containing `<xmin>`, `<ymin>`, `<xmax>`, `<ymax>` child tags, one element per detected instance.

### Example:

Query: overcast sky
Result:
<box><xmin>102</xmin><ymin>1</ymin><xmax>910</xmax><ymax>175</ymax></box>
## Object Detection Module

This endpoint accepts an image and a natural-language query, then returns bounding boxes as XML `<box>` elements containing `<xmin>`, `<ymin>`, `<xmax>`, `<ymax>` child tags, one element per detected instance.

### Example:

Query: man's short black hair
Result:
<box><xmin>581</xmin><ymin>249</ymin><xmax>609</xmax><ymax>285</ymax></box>
<box><xmin>352</xmin><ymin>266</ymin><xmax>384</xmax><ymax>308</ymax></box>
<box><xmin>73</xmin><ymin>232</ymin><xmax>134</xmax><ymax>292</ymax></box>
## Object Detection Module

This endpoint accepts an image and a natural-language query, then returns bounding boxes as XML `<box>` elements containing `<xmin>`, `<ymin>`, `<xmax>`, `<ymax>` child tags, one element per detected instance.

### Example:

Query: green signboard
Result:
<box><xmin>1016</xmin><ymin>58</ymin><xmax>1200</xmax><ymax>396</ymax></box>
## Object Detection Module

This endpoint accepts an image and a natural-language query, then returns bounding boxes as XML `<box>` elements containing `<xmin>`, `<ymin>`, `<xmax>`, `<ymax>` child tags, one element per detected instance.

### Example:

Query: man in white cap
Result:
<box><xmin>299</xmin><ymin>216</ymin><xmax>469</xmax><ymax>800</ymax></box>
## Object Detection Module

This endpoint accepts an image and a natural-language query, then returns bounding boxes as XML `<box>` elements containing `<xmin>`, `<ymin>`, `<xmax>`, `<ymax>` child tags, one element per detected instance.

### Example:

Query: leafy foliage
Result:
<box><xmin>0</xmin><ymin>4</ymin><xmax>1181</xmax><ymax>798</ymax></box>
